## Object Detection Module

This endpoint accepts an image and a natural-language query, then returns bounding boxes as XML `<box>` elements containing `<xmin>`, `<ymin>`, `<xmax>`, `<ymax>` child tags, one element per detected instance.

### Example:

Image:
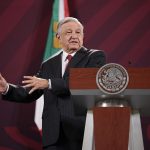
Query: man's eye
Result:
<box><xmin>76</xmin><ymin>31</ymin><xmax>81</xmax><ymax>34</ymax></box>
<box><xmin>66</xmin><ymin>31</ymin><xmax>72</xmax><ymax>34</ymax></box>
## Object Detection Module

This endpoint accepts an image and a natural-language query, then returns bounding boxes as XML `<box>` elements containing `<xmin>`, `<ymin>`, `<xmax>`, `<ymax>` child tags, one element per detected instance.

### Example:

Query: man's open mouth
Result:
<box><xmin>70</xmin><ymin>41</ymin><xmax>78</xmax><ymax>44</ymax></box>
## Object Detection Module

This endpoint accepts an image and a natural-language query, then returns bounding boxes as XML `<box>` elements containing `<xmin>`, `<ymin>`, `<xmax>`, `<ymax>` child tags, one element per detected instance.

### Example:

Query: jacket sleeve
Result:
<box><xmin>50</xmin><ymin>77</ymin><xmax>70</xmax><ymax>96</ymax></box>
<box><xmin>2</xmin><ymin>65</ymin><xmax>44</xmax><ymax>103</ymax></box>
<box><xmin>2</xmin><ymin>84</ymin><xmax>43</xmax><ymax>103</ymax></box>
<box><xmin>86</xmin><ymin>50</ymin><xmax>106</xmax><ymax>67</ymax></box>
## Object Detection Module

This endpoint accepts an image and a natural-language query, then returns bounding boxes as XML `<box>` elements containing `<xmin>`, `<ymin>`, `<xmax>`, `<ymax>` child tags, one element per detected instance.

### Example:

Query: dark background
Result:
<box><xmin>0</xmin><ymin>0</ymin><xmax>150</xmax><ymax>149</ymax></box>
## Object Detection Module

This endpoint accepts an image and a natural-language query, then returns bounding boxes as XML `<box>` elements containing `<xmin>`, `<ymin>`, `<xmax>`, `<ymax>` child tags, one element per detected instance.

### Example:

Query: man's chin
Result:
<box><xmin>69</xmin><ymin>47</ymin><xmax>81</xmax><ymax>53</ymax></box>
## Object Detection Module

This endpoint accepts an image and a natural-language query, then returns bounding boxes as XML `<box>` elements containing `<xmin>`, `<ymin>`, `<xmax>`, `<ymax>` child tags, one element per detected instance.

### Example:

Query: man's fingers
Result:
<box><xmin>29</xmin><ymin>87</ymin><xmax>37</xmax><ymax>94</ymax></box>
<box><xmin>22</xmin><ymin>80</ymin><xmax>33</xmax><ymax>84</ymax></box>
<box><xmin>22</xmin><ymin>76</ymin><xmax>47</xmax><ymax>92</ymax></box>
<box><xmin>22</xmin><ymin>76</ymin><xmax>38</xmax><ymax>84</ymax></box>
<box><xmin>22</xmin><ymin>75</ymin><xmax>37</xmax><ymax>83</ymax></box>
<box><xmin>23</xmin><ymin>83</ymin><xmax>34</xmax><ymax>88</ymax></box>
<box><xmin>23</xmin><ymin>76</ymin><xmax>34</xmax><ymax>80</ymax></box>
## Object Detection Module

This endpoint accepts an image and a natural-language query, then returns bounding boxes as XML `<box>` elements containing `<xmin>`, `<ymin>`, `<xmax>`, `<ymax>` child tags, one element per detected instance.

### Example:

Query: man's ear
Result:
<box><xmin>56</xmin><ymin>33</ymin><xmax>60</xmax><ymax>39</ymax></box>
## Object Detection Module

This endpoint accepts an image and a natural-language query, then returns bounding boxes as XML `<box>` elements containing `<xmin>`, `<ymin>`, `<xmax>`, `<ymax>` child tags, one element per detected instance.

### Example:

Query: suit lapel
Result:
<box><xmin>70</xmin><ymin>47</ymin><xmax>87</xmax><ymax>67</ymax></box>
<box><xmin>63</xmin><ymin>47</ymin><xmax>87</xmax><ymax>78</ymax></box>
<box><xmin>52</xmin><ymin>52</ymin><xmax>62</xmax><ymax>78</ymax></box>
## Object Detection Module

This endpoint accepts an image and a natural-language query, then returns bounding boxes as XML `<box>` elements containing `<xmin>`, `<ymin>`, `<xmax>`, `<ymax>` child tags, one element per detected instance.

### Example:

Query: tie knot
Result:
<box><xmin>66</xmin><ymin>54</ymin><xmax>72</xmax><ymax>62</ymax></box>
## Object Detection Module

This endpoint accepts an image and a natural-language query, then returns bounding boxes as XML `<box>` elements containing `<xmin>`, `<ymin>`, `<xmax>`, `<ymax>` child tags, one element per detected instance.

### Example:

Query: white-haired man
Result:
<box><xmin>0</xmin><ymin>17</ymin><xmax>106</xmax><ymax>150</ymax></box>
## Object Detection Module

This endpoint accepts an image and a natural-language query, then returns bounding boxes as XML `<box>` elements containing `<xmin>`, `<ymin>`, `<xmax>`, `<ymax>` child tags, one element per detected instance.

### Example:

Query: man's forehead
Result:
<box><xmin>64</xmin><ymin>27</ymin><xmax>82</xmax><ymax>31</ymax></box>
<box><xmin>61</xmin><ymin>21</ymin><xmax>82</xmax><ymax>28</ymax></box>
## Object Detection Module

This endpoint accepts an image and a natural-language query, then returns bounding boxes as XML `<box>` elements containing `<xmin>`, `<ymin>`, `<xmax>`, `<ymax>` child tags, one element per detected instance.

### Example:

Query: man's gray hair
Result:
<box><xmin>57</xmin><ymin>17</ymin><xmax>84</xmax><ymax>34</ymax></box>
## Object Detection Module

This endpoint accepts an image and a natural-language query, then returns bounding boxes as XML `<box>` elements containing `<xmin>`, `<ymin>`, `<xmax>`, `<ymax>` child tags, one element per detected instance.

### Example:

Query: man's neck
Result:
<box><xmin>64</xmin><ymin>47</ymin><xmax>81</xmax><ymax>54</ymax></box>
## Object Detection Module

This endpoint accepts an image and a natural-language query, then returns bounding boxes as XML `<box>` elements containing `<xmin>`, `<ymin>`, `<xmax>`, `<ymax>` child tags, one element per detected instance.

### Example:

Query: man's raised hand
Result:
<box><xmin>0</xmin><ymin>73</ymin><xmax>8</xmax><ymax>94</ymax></box>
<box><xmin>22</xmin><ymin>76</ymin><xmax>49</xmax><ymax>94</ymax></box>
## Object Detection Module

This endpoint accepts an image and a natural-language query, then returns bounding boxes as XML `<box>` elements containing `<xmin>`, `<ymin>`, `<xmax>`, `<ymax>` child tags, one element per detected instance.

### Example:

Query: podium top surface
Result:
<box><xmin>70</xmin><ymin>68</ymin><xmax>150</xmax><ymax>95</ymax></box>
<box><xmin>70</xmin><ymin>68</ymin><xmax>150</xmax><ymax>89</ymax></box>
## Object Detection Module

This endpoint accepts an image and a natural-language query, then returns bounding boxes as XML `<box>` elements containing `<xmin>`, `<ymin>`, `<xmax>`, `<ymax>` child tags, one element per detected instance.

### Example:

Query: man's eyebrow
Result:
<box><xmin>66</xmin><ymin>28</ymin><xmax>72</xmax><ymax>30</ymax></box>
<box><xmin>64</xmin><ymin>28</ymin><xmax>72</xmax><ymax>31</ymax></box>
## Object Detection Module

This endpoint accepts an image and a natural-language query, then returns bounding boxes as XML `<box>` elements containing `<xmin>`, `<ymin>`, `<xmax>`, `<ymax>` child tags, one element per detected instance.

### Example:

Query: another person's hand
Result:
<box><xmin>0</xmin><ymin>73</ymin><xmax>8</xmax><ymax>94</ymax></box>
<box><xmin>22</xmin><ymin>76</ymin><xmax>49</xmax><ymax>94</ymax></box>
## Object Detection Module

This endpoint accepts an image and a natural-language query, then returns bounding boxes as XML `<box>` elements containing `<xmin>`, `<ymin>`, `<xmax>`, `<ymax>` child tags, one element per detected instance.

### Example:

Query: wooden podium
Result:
<box><xmin>69</xmin><ymin>68</ymin><xmax>150</xmax><ymax>150</ymax></box>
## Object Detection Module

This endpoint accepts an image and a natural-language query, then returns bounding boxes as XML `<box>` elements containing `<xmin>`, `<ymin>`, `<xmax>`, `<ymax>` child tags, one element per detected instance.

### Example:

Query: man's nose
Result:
<box><xmin>71</xmin><ymin>32</ymin><xmax>78</xmax><ymax>38</ymax></box>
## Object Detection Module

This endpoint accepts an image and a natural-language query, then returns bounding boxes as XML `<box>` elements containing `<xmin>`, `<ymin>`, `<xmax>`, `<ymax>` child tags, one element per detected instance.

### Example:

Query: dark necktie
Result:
<box><xmin>66</xmin><ymin>54</ymin><xmax>72</xmax><ymax>62</ymax></box>
<box><xmin>65</xmin><ymin>54</ymin><xmax>73</xmax><ymax>72</ymax></box>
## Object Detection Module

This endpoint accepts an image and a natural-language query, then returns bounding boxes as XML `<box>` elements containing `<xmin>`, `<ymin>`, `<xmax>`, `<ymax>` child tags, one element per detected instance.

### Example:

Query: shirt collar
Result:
<box><xmin>62</xmin><ymin>50</ymin><xmax>76</xmax><ymax>62</ymax></box>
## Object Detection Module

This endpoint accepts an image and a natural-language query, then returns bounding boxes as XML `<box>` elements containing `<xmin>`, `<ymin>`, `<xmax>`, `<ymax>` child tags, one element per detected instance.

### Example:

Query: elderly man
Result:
<box><xmin>0</xmin><ymin>17</ymin><xmax>106</xmax><ymax>150</ymax></box>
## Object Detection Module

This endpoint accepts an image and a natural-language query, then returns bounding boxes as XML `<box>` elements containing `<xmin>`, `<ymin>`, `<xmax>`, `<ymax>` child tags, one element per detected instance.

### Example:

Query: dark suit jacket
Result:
<box><xmin>2</xmin><ymin>46</ymin><xmax>106</xmax><ymax>147</ymax></box>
